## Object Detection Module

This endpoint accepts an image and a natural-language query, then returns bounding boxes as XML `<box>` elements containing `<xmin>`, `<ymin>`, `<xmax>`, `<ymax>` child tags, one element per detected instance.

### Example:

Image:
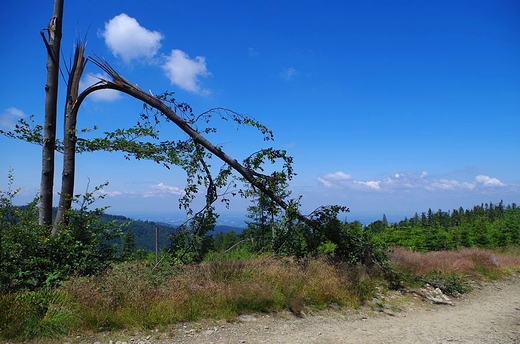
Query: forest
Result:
<box><xmin>367</xmin><ymin>201</ymin><xmax>520</xmax><ymax>251</ymax></box>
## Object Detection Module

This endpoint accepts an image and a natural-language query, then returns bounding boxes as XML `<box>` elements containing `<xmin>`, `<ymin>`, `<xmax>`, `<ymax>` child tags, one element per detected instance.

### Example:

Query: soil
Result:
<box><xmin>43</xmin><ymin>275</ymin><xmax>520</xmax><ymax>343</ymax></box>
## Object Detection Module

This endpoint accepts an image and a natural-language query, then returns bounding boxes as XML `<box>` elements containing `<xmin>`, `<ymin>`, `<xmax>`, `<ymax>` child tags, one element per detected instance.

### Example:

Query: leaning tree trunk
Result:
<box><xmin>52</xmin><ymin>42</ymin><xmax>86</xmax><ymax>236</ymax></box>
<box><xmin>76</xmin><ymin>59</ymin><xmax>294</xmax><ymax>216</ymax></box>
<box><xmin>39</xmin><ymin>0</ymin><xmax>64</xmax><ymax>226</ymax></box>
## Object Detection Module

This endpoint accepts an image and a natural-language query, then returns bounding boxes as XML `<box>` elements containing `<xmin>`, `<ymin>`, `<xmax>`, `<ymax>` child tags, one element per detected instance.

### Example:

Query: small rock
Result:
<box><xmin>238</xmin><ymin>314</ymin><xmax>257</xmax><ymax>322</ymax></box>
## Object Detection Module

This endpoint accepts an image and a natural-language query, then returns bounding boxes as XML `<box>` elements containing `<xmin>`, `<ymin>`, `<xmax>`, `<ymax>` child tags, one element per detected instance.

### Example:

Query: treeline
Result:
<box><xmin>101</xmin><ymin>214</ymin><xmax>242</xmax><ymax>254</ymax></box>
<box><xmin>100</xmin><ymin>213</ymin><xmax>175</xmax><ymax>252</ymax></box>
<box><xmin>159</xmin><ymin>201</ymin><xmax>520</xmax><ymax>261</ymax></box>
<box><xmin>366</xmin><ymin>201</ymin><xmax>520</xmax><ymax>251</ymax></box>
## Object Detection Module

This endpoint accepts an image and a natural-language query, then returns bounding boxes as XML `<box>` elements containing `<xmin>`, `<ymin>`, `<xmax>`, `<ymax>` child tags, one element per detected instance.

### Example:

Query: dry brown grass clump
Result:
<box><xmin>387</xmin><ymin>247</ymin><xmax>520</xmax><ymax>277</ymax></box>
<box><xmin>59</xmin><ymin>256</ymin><xmax>367</xmax><ymax>333</ymax></box>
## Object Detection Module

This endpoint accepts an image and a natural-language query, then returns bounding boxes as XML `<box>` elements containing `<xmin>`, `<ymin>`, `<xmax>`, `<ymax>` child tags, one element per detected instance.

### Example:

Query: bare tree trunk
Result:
<box><xmin>39</xmin><ymin>0</ymin><xmax>64</xmax><ymax>226</ymax></box>
<box><xmin>52</xmin><ymin>43</ymin><xmax>86</xmax><ymax>236</ymax></box>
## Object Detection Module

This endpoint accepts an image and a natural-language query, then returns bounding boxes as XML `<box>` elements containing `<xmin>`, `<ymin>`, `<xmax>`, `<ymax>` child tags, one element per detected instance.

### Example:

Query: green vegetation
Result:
<box><xmin>2</xmin><ymin>172</ymin><xmax>520</xmax><ymax>341</ymax></box>
<box><xmin>367</xmin><ymin>202</ymin><xmax>520</xmax><ymax>251</ymax></box>
<box><xmin>0</xmin><ymin>173</ymin><xmax>122</xmax><ymax>293</ymax></box>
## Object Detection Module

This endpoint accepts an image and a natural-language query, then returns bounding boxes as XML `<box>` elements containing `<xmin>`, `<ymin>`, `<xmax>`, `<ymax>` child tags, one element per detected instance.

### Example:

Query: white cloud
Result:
<box><xmin>103</xmin><ymin>190</ymin><xmax>123</xmax><ymax>197</ymax></box>
<box><xmin>162</xmin><ymin>49</ymin><xmax>210</xmax><ymax>94</ymax></box>
<box><xmin>429</xmin><ymin>179</ymin><xmax>475</xmax><ymax>191</ymax></box>
<box><xmin>318</xmin><ymin>171</ymin><xmax>352</xmax><ymax>188</ymax></box>
<box><xmin>94</xmin><ymin>188</ymin><xmax>130</xmax><ymax>198</ymax></box>
<box><xmin>100</xmin><ymin>13</ymin><xmax>212</xmax><ymax>95</ymax></box>
<box><xmin>317</xmin><ymin>177</ymin><xmax>333</xmax><ymax>188</ymax></box>
<box><xmin>381</xmin><ymin>172</ymin><xmax>421</xmax><ymax>189</ymax></box>
<box><xmin>79</xmin><ymin>73</ymin><xmax>122</xmax><ymax>102</ymax></box>
<box><xmin>475</xmin><ymin>175</ymin><xmax>505</xmax><ymax>187</ymax></box>
<box><xmin>101</xmin><ymin>13</ymin><xmax>163</xmax><ymax>63</ymax></box>
<box><xmin>317</xmin><ymin>170</ymin><xmax>509</xmax><ymax>193</ymax></box>
<box><xmin>93</xmin><ymin>182</ymin><xmax>184</xmax><ymax>200</ymax></box>
<box><xmin>356</xmin><ymin>181</ymin><xmax>381</xmax><ymax>190</ymax></box>
<box><xmin>280</xmin><ymin>66</ymin><xmax>298</xmax><ymax>81</ymax></box>
<box><xmin>144</xmin><ymin>182</ymin><xmax>183</xmax><ymax>197</ymax></box>
<box><xmin>0</xmin><ymin>107</ymin><xmax>25</xmax><ymax>130</ymax></box>
<box><xmin>248</xmin><ymin>47</ymin><xmax>259</xmax><ymax>57</ymax></box>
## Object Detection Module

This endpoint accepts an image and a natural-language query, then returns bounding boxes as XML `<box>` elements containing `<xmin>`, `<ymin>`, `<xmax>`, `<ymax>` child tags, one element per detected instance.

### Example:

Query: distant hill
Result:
<box><xmin>101</xmin><ymin>213</ymin><xmax>175</xmax><ymax>251</ymax></box>
<box><xmin>101</xmin><ymin>213</ymin><xmax>243</xmax><ymax>252</ymax></box>
<box><xmin>213</xmin><ymin>225</ymin><xmax>243</xmax><ymax>234</ymax></box>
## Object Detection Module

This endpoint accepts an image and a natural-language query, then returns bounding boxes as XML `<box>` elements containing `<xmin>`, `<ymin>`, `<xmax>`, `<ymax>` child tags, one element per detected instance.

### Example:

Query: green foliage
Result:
<box><xmin>170</xmin><ymin>210</ymin><xmax>216</xmax><ymax>264</ymax></box>
<box><xmin>0</xmin><ymin>289</ymin><xmax>76</xmax><ymax>339</ymax></box>
<box><xmin>0</xmin><ymin>174</ymin><xmax>122</xmax><ymax>292</ymax></box>
<box><xmin>243</xmin><ymin>170</ymin><xmax>290</xmax><ymax>253</ymax></box>
<box><xmin>423</xmin><ymin>272</ymin><xmax>473</xmax><ymax>295</ymax></box>
<box><xmin>211</xmin><ymin>231</ymin><xmax>242</xmax><ymax>252</ymax></box>
<box><xmin>99</xmin><ymin>213</ymin><xmax>175</xmax><ymax>252</ymax></box>
<box><xmin>371</xmin><ymin>201</ymin><xmax>520</xmax><ymax>251</ymax></box>
<box><xmin>1</xmin><ymin>91</ymin><xmax>285</xmax><ymax>225</ymax></box>
<box><xmin>271</xmin><ymin>204</ymin><xmax>387</xmax><ymax>267</ymax></box>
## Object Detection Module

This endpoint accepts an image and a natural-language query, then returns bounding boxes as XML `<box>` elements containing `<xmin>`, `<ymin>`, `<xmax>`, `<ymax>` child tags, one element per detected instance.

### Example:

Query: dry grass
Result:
<box><xmin>387</xmin><ymin>247</ymin><xmax>520</xmax><ymax>277</ymax></box>
<box><xmin>5</xmin><ymin>248</ymin><xmax>520</xmax><ymax>340</ymax></box>
<box><xmin>56</xmin><ymin>256</ymin><xmax>364</xmax><ymax>334</ymax></box>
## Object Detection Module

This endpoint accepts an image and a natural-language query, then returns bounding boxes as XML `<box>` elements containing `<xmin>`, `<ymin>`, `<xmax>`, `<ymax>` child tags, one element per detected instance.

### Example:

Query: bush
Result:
<box><xmin>422</xmin><ymin>272</ymin><xmax>472</xmax><ymax>295</ymax></box>
<box><xmin>0</xmin><ymin>176</ymin><xmax>122</xmax><ymax>292</ymax></box>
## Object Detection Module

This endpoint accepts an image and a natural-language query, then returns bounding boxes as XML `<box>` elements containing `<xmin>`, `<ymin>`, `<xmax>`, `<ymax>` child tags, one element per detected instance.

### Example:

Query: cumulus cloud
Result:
<box><xmin>144</xmin><ymin>182</ymin><xmax>183</xmax><ymax>197</ymax></box>
<box><xmin>317</xmin><ymin>170</ymin><xmax>507</xmax><ymax>193</ymax></box>
<box><xmin>162</xmin><ymin>49</ymin><xmax>211</xmax><ymax>94</ymax></box>
<box><xmin>79</xmin><ymin>73</ymin><xmax>122</xmax><ymax>102</ymax></box>
<box><xmin>356</xmin><ymin>181</ymin><xmax>381</xmax><ymax>190</ymax></box>
<box><xmin>318</xmin><ymin>171</ymin><xmax>352</xmax><ymax>188</ymax></box>
<box><xmin>429</xmin><ymin>179</ymin><xmax>475</xmax><ymax>191</ymax></box>
<box><xmin>0</xmin><ymin>107</ymin><xmax>25</xmax><ymax>130</ymax></box>
<box><xmin>475</xmin><ymin>175</ymin><xmax>505</xmax><ymax>187</ymax></box>
<box><xmin>95</xmin><ymin>182</ymin><xmax>184</xmax><ymax>199</ymax></box>
<box><xmin>100</xmin><ymin>13</ymin><xmax>163</xmax><ymax>63</ymax></box>
<box><xmin>100</xmin><ymin>13</ymin><xmax>212</xmax><ymax>95</ymax></box>
<box><xmin>280</xmin><ymin>66</ymin><xmax>298</xmax><ymax>81</ymax></box>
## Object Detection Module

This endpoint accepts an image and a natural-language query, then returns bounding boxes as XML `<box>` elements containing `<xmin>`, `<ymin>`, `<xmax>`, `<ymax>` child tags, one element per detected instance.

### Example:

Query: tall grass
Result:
<box><xmin>3</xmin><ymin>248</ymin><xmax>520</xmax><ymax>340</ymax></box>
<box><xmin>0</xmin><ymin>289</ymin><xmax>76</xmax><ymax>339</ymax></box>
<box><xmin>0</xmin><ymin>256</ymin><xmax>372</xmax><ymax>339</ymax></box>
<box><xmin>63</xmin><ymin>256</ymin><xmax>364</xmax><ymax>332</ymax></box>
<box><xmin>387</xmin><ymin>247</ymin><xmax>519</xmax><ymax>277</ymax></box>
<box><xmin>387</xmin><ymin>247</ymin><xmax>520</xmax><ymax>294</ymax></box>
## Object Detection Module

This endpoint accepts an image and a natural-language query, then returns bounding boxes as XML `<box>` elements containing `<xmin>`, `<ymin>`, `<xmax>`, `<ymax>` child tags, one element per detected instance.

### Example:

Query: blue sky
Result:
<box><xmin>1</xmin><ymin>0</ymin><xmax>519</xmax><ymax>224</ymax></box>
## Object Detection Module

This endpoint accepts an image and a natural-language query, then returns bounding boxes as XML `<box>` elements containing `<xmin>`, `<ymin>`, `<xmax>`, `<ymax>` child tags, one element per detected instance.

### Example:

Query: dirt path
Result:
<box><xmin>64</xmin><ymin>276</ymin><xmax>520</xmax><ymax>344</ymax></box>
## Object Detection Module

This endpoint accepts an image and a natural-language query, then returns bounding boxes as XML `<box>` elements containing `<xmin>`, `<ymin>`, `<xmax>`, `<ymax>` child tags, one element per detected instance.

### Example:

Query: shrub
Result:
<box><xmin>0</xmin><ymin>178</ymin><xmax>122</xmax><ymax>293</ymax></box>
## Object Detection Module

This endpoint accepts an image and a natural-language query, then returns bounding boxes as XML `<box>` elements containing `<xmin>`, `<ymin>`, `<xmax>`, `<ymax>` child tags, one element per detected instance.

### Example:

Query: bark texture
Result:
<box><xmin>52</xmin><ymin>42</ymin><xmax>86</xmax><ymax>236</ymax></box>
<box><xmin>39</xmin><ymin>0</ymin><xmax>64</xmax><ymax>226</ymax></box>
